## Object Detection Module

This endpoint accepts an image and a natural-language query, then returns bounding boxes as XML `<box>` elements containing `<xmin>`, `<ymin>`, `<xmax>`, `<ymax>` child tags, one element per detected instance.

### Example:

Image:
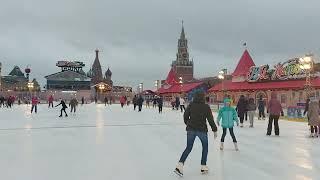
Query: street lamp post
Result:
<box><xmin>0</xmin><ymin>62</ymin><xmax>2</xmax><ymax>92</ymax></box>
<box><xmin>139</xmin><ymin>83</ymin><xmax>143</xmax><ymax>94</ymax></box>
<box><xmin>299</xmin><ymin>55</ymin><xmax>314</xmax><ymax>97</ymax></box>
<box><xmin>27</xmin><ymin>82</ymin><xmax>34</xmax><ymax>103</ymax></box>
<box><xmin>98</xmin><ymin>83</ymin><xmax>106</xmax><ymax>102</ymax></box>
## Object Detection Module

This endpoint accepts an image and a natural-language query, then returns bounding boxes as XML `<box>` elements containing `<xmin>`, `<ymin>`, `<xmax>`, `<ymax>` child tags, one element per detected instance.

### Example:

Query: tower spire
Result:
<box><xmin>180</xmin><ymin>20</ymin><xmax>185</xmax><ymax>39</ymax></box>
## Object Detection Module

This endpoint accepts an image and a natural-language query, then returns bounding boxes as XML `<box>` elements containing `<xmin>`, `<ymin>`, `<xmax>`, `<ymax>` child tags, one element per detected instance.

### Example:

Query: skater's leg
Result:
<box><xmin>179</xmin><ymin>131</ymin><xmax>197</xmax><ymax>164</ymax></box>
<box><xmin>245</xmin><ymin>111</ymin><xmax>248</xmax><ymax>121</ymax></box>
<box><xmin>60</xmin><ymin>109</ymin><xmax>63</xmax><ymax>117</ymax></box>
<box><xmin>229</xmin><ymin>128</ymin><xmax>237</xmax><ymax>142</ymax></box>
<box><xmin>180</xmin><ymin>105</ymin><xmax>183</xmax><ymax>112</ymax></box>
<box><xmin>31</xmin><ymin>105</ymin><xmax>34</xmax><ymax>113</ymax></box>
<box><xmin>220</xmin><ymin>128</ymin><xmax>227</xmax><ymax>142</ymax></box>
<box><xmin>267</xmin><ymin>115</ymin><xmax>274</xmax><ymax>135</ymax></box>
<box><xmin>35</xmin><ymin>105</ymin><xmax>37</xmax><ymax>113</ymax></box>
<box><xmin>198</xmin><ymin>132</ymin><xmax>208</xmax><ymax>165</ymax></box>
<box><xmin>274</xmin><ymin>115</ymin><xmax>280</xmax><ymax>135</ymax></box>
<box><xmin>249</xmin><ymin>111</ymin><xmax>254</xmax><ymax>127</ymax></box>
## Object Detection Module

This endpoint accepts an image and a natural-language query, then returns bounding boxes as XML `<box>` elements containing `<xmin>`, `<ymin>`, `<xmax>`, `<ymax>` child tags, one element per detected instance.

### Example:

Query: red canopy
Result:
<box><xmin>208</xmin><ymin>78</ymin><xmax>320</xmax><ymax>92</ymax></box>
<box><xmin>157</xmin><ymin>82</ymin><xmax>203</xmax><ymax>94</ymax></box>
<box><xmin>232</xmin><ymin>49</ymin><xmax>255</xmax><ymax>76</ymax></box>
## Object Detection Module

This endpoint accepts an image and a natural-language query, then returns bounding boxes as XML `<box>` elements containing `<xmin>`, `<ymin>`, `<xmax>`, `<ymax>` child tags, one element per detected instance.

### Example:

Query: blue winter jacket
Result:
<box><xmin>217</xmin><ymin>106</ymin><xmax>239</xmax><ymax>128</ymax></box>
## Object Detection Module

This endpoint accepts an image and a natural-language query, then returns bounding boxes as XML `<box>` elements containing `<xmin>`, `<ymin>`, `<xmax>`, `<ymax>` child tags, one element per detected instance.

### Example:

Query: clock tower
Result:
<box><xmin>171</xmin><ymin>21</ymin><xmax>194</xmax><ymax>82</ymax></box>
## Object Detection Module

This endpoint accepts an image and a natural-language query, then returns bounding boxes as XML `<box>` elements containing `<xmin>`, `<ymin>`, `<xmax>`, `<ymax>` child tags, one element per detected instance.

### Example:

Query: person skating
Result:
<box><xmin>48</xmin><ymin>95</ymin><xmax>54</xmax><ymax>108</ymax></box>
<box><xmin>69</xmin><ymin>97</ymin><xmax>78</xmax><ymax>113</ymax></box>
<box><xmin>81</xmin><ymin>97</ymin><xmax>85</xmax><ymax>105</ymax></box>
<box><xmin>307</xmin><ymin>97</ymin><xmax>320</xmax><ymax>138</ymax></box>
<box><xmin>247</xmin><ymin>98</ymin><xmax>256</xmax><ymax>128</ymax></box>
<box><xmin>31</xmin><ymin>96</ymin><xmax>38</xmax><ymax>114</ymax></box>
<box><xmin>258</xmin><ymin>95</ymin><xmax>266</xmax><ymax>120</ymax></box>
<box><xmin>236</xmin><ymin>95</ymin><xmax>246</xmax><ymax>127</ymax></box>
<box><xmin>104</xmin><ymin>96</ymin><xmax>108</xmax><ymax>106</ymax></box>
<box><xmin>56</xmin><ymin>99</ymin><xmax>68</xmax><ymax>117</ymax></box>
<box><xmin>153</xmin><ymin>97</ymin><xmax>158</xmax><ymax>108</ymax></box>
<box><xmin>266</xmin><ymin>92</ymin><xmax>283</xmax><ymax>136</ymax></box>
<box><xmin>132</xmin><ymin>95</ymin><xmax>138</xmax><ymax>111</ymax></box>
<box><xmin>217</xmin><ymin>98</ymin><xmax>239</xmax><ymax>151</ymax></box>
<box><xmin>175</xmin><ymin>92</ymin><xmax>218</xmax><ymax>177</ymax></box>
<box><xmin>158</xmin><ymin>96</ymin><xmax>163</xmax><ymax>113</ymax></box>
<box><xmin>175</xmin><ymin>97</ymin><xmax>180</xmax><ymax>110</ymax></box>
<box><xmin>120</xmin><ymin>96</ymin><xmax>126</xmax><ymax>108</ymax></box>
<box><xmin>146</xmin><ymin>99</ymin><xmax>150</xmax><ymax>108</ymax></box>
<box><xmin>137</xmin><ymin>95</ymin><xmax>144</xmax><ymax>112</ymax></box>
<box><xmin>180</xmin><ymin>97</ymin><xmax>186</xmax><ymax>112</ymax></box>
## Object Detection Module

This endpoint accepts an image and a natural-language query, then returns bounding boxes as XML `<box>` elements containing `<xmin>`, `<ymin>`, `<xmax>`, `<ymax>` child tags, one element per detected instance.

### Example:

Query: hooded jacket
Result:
<box><xmin>183</xmin><ymin>92</ymin><xmax>217</xmax><ymax>132</ymax></box>
<box><xmin>217</xmin><ymin>99</ymin><xmax>239</xmax><ymax>128</ymax></box>
<box><xmin>267</xmin><ymin>92</ymin><xmax>283</xmax><ymax>116</ymax></box>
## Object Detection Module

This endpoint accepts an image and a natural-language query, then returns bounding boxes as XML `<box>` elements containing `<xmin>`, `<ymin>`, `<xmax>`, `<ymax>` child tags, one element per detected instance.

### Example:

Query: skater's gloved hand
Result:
<box><xmin>213</xmin><ymin>132</ymin><xmax>218</xmax><ymax>139</ymax></box>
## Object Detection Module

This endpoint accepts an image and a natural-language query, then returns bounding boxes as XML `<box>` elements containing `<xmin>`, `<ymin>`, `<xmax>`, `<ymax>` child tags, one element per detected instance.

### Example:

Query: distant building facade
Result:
<box><xmin>45</xmin><ymin>61</ymin><xmax>91</xmax><ymax>90</ymax></box>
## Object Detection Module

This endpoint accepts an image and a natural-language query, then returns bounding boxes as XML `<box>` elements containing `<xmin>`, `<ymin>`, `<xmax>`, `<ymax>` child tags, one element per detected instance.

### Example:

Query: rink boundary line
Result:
<box><xmin>0</xmin><ymin>123</ymin><xmax>184</xmax><ymax>131</ymax></box>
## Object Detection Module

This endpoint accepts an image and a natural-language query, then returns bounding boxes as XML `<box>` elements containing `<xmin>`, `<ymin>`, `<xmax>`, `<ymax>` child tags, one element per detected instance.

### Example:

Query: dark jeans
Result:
<box><xmin>48</xmin><ymin>102</ymin><xmax>53</xmax><ymax>108</ymax></box>
<box><xmin>60</xmin><ymin>108</ymin><xmax>68</xmax><ymax>117</ymax></box>
<box><xmin>31</xmin><ymin>105</ymin><xmax>37</xmax><ymax>113</ymax></box>
<box><xmin>311</xmin><ymin>126</ymin><xmax>318</xmax><ymax>133</ymax></box>
<box><xmin>179</xmin><ymin>131</ymin><xmax>208</xmax><ymax>165</ymax></box>
<box><xmin>70</xmin><ymin>106</ymin><xmax>76</xmax><ymax>113</ymax></box>
<box><xmin>134</xmin><ymin>104</ymin><xmax>137</xmax><ymax>110</ymax></box>
<box><xmin>221</xmin><ymin>128</ymin><xmax>237</xmax><ymax>142</ymax></box>
<box><xmin>238</xmin><ymin>113</ymin><xmax>245</xmax><ymax>124</ymax></box>
<box><xmin>259</xmin><ymin>109</ymin><xmax>265</xmax><ymax>118</ymax></box>
<box><xmin>267</xmin><ymin>115</ymin><xmax>280</xmax><ymax>135</ymax></box>
<box><xmin>138</xmin><ymin>105</ymin><xmax>142</xmax><ymax>112</ymax></box>
<box><xmin>245</xmin><ymin>111</ymin><xmax>248</xmax><ymax>121</ymax></box>
<box><xmin>180</xmin><ymin>105</ymin><xmax>185</xmax><ymax>112</ymax></box>
<box><xmin>121</xmin><ymin>103</ymin><xmax>124</xmax><ymax>108</ymax></box>
<box><xmin>158</xmin><ymin>105</ymin><xmax>163</xmax><ymax>113</ymax></box>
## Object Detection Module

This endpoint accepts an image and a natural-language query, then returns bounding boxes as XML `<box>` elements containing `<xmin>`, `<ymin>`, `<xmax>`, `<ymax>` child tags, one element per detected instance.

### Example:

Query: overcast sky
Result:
<box><xmin>0</xmin><ymin>0</ymin><xmax>319</xmax><ymax>89</ymax></box>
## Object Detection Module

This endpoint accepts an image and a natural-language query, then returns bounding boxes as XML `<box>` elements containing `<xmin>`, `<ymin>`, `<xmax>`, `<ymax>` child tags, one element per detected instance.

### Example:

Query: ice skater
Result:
<box><xmin>236</xmin><ymin>95</ymin><xmax>246</xmax><ymax>127</ymax></box>
<box><xmin>179</xmin><ymin>96</ymin><xmax>186</xmax><ymax>112</ymax></box>
<box><xmin>137</xmin><ymin>95</ymin><xmax>144</xmax><ymax>112</ymax></box>
<box><xmin>266</xmin><ymin>92</ymin><xmax>283</xmax><ymax>136</ymax></box>
<box><xmin>307</xmin><ymin>97</ymin><xmax>320</xmax><ymax>138</ymax></box>
<box><xmin>217</xmin><ymin>98</ymin><xmax>239</xmax><ymax>151</ymax></box>
<box><xmin>56</xmin><ymin>99</ymin><xmax>68</xmax><ymax>117</ymax></box>
<box><xmin>69</xmin><ymin>97</ymin><xmax>78</xmax><ymax>114</ymax></box>
<box><xmin>133</xmin><ymin>95</ymin><xmax>138</xmax><ymax>111</ymax></box>
<box><xmin>31</xmin><ymin>96</ymin><xmax>38</xmax><ymax>114</ymax></box>
<box><xmin>175</xmin><ymin>92</ymin><xmax>217</xmax><ymax>177</ymax></box>
<box><xmin>48</xmin><ymin>95</ymin><xmax>54</xmax><ymax>108</ymax></box>
<box><xmin>258</xmin><ymin>95</ymin><xmax>266</xmax><ymax>120</ymax></box>
<box><xmin>247</xmin><ymin>98</ymin><xmax>256</xmax><ymax>128</ymax></box>
<box><xmin>157</xmin><ymin>96</ymin><xmax>163</xmax><ymax>113</ymax></box>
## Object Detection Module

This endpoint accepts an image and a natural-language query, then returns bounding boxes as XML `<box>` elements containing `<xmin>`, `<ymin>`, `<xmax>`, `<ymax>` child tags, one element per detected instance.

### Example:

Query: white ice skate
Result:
<box><xmin>240</xmin><ymin>123</ymin><xmax>244</xmax><ymax>128</ymax></box>
<box><xmin>200</xmin><ymin>165</ymin><xmax>209</xmax><ymax>174</ymax></box>
<box><xmin>174</xmin><ymin>162</ymin><xmax>183</xmax><ymax>177</ymax></box>
<box><xmin>234</xmin><ymin>143</ymin><xmax>239</xmax><ymax>151</ymax></box>
<box><xmin>220</xmin><ymin>142</ymin><xmax>224</xmax><ymax>151</ymax></box>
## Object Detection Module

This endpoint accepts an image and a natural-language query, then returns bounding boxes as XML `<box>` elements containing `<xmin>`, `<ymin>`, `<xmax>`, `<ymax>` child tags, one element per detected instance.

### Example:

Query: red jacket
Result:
<box><xmin>48</xmin><ymin>96</ymin><xmax>53</xmax><ymax>102</ymax></box>
<box><xmin>267</xmin><ymin>92</ymin><xmax>283</xmax><ymax>116</ymax></box>
<box><xmin>120</xmin><ymin>97</ymin><xmax>126</xmax><ymax>104</ymax></box>
<box><xmin>32</xmin><ymin>97</ymin><xmax>38</xmax><ymax>105</ymax></box>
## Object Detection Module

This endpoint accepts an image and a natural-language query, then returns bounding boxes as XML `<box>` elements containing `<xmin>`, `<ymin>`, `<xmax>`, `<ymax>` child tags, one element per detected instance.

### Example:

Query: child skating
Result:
<box><xmin>174</xmin><ymin>92</ymin><xmax>218</xmax><ymax>177</ymax></box>
<box><xmin>217</xmin><ymin>98</ymin><xmax>239</xmax><ymax>151</ymax></box>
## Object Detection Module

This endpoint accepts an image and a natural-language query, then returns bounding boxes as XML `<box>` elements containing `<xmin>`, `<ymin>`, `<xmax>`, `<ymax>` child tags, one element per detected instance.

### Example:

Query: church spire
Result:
<box><xmin>180</xmin><ymin>20</ymin><xmax>185</xmax><ymax>39</ymax></box>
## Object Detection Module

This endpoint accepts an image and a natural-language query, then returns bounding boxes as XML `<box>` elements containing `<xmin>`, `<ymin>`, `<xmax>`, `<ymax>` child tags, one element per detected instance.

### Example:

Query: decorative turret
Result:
<box><xmin>105</xmin><ymin>68</ymin><xmax>112</xmax><ymax>78</ymax></box>
<box><xmin>91</xmin><ymin>49</ymin><xmax>103</xmax><ymax>84</ymax></box>
<box><xmin>25</xmin><ymin>66</ymin><xmax>31</xmax><ymax>80</ymax></box>
<box><xmin>9</xmin><ymin>66</ymin><xmax>25</xmax><ymax>77</ymax></box>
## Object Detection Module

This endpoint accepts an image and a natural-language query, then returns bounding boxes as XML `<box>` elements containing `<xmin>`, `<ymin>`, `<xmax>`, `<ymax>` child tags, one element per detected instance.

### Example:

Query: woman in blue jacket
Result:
<box><xmin>217</xmin><ymin>98</ymin><xmax>239</xmax><ymax>151</ymax></box>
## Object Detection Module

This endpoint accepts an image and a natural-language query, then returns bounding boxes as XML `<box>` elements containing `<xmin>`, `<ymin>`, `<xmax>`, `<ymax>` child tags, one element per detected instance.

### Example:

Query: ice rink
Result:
<box><xmin>0</xmin><ymin>104</ymin><xmax>319</xmax><ymax>180</ymax></box>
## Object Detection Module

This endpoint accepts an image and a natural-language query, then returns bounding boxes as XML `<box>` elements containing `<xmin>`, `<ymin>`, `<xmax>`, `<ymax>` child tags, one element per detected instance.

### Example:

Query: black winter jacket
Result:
<box><xmin>183</xmin><ymin>92</ymin><xmax>217</xmax><ymax>132</ymax></box>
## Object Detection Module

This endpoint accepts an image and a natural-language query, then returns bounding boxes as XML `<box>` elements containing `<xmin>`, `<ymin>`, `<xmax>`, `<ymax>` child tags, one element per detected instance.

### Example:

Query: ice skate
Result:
<box><xmin>258</xmin><ymin>117</ymin><xmax>261</xmax><ymax>120</ymax></box>
<box><xmin>200</xmin><ymin>165</ymin><xmax>209</xmax><ymax>174</ymax></box>
<box><xmin>220</xmin><ymin>142</ymin><xmax>224</xmax><ymax>151</ymax></box>
<box><xmin>240</xmin><ymin>123</ymin><xmax>244</xmax><ymax>128</ymax></box>
<box><xmin>174</xmin><ymin>162</ymin><xmax>183</xmax><ymax>177</ymax></box>
<box><xmin>59</xmin><ymin>115</ymin><xmax>62</xmax><ymax>117</ymax></box>
<box><xmin>234</xmin><ymin>143</ymin><xmax>239</xmax><ymax>151</ymax></box>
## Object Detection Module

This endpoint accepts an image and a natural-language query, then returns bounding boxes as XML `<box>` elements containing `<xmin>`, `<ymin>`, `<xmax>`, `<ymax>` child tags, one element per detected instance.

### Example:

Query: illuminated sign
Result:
<box><xmin>247</xmin><ymin>58</ymin><xmax>306</xmax><ymax>82</ymax></box>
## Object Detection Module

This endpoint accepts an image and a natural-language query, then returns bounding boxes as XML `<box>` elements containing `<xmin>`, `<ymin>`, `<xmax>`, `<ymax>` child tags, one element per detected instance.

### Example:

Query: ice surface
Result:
<box><xmin>0</xmin><ymin>104</ymin><xmax>319</xmax><ymax>180</ymax></box>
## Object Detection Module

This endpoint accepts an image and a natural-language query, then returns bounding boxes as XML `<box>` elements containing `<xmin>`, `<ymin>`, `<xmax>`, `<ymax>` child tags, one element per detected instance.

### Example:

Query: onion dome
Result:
<box><xmin>105</xmin><ymin>68</ymin><xmax>112</xmax><ymax>77</ymax></box>
<box><xmin>25</xmin><ymin>67</ymin><xmax>31</xmax><ymax>74</ymax></box>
